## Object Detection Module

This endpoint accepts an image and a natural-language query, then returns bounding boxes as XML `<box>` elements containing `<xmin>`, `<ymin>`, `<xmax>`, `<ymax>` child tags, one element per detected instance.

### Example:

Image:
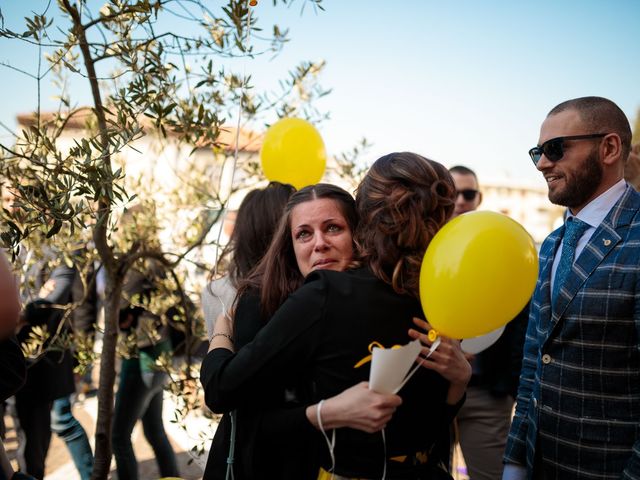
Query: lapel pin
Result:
<box><xmin>603</xmin><ymin>239</ymin><xmax>611</xmax><ymax>246</ymax></box>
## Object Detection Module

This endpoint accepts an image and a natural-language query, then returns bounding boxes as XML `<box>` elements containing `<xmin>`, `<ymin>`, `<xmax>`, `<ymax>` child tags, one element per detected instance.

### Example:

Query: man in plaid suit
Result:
<box><xmin>503</xmin><ymin>97</ymin><xmax>639</xmax><ymax>480</ymax></box>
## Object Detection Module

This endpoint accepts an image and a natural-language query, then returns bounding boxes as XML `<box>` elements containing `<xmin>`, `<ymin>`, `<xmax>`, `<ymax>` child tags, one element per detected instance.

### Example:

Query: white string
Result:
<box><xmin>380</xmin><ymin>427</ymin><xmax>387</xmax><ymax>480</ymax></box>
<box><xmin>376</xmin><ymin>337</ymin><xmax>441</xmax><ymax>479</ymax></box>
<box><xmin>318</xmin><ymin>336</ymin><xmax>441</xmax><ymax>480</ymax></box>
<box><xmin>222</xmin><ymin>6</ymin><xmax>254</xmax><ymax>480</ymax></box>
<box><xmin>317</xmin><ymin>399</ymin><xmax>336</xmax><ymax>479</ymax></box>
<box><xmin>393</xmin><ymin>336</ymin><xmax>441</xmax><ymax>394</ymax></box>
<box><xmin>212</xmin><ymin>1</ymin><xmax>254</xmax><ymax>279</ymax></box>
<box><xmin>225</xmin><ymin>410</ymin><xmax>237</xmax><ymax>480</ymax></box>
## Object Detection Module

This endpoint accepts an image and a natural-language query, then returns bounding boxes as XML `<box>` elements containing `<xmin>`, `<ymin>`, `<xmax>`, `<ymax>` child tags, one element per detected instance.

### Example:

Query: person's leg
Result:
<box><xmin>1</xmin><ymin>439</ymin><xmax>13</xmax><ymax>480</ymax></box>
<box><xmin>457</xmin><ymin>386</ymin><xmax>514</xmax><ymax>480</ymax></box>
<box><xmin>50</xmin><ymin>396</ymin><xmax>93</xmax><ymax>480</ymax></box>
<box><xmin>140</xmin><ymin>372</ymin><xmax>179</xmax><ymax>477</ymax></box>
<box><xmin>112</xmin><ymin>359</ymin><xmax>148</xmax><ymax>480</ymax></box>
<box><xmin>14</xmin><ymin>399</ymin><xmax>52</xmax><ymax>479</ymax></box>
<box><xmin>0</xmin><ymin>403</ymin><xmax>6</xmax><ymax>440</ymax></box>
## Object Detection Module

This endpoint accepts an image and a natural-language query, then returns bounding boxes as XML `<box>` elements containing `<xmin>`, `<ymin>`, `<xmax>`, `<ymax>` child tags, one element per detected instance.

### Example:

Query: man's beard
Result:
<box><xmin>548</xmin><ymin>148</ymin><xmax>603</xmax><ymax>209</ymax></box>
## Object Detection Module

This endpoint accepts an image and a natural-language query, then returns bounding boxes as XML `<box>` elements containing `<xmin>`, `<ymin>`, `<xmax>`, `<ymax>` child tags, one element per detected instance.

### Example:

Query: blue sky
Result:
<box><xmin>1</xmin><ymin>0</ymin><xmax>639</xmax><ymax>183</ymax></box>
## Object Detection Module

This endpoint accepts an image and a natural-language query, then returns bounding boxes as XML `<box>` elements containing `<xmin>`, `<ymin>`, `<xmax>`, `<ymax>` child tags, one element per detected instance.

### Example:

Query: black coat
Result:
<box><xmin>17</xmin><ymin>264</ymin><xmax>77</xmax><ymax>403</ymax></box>
<box><xmin>471</xmin><ymin>303</ymin><xmax>529</xmax><ymax>398</ymax></box>
<box><xmin>202</xmin><ymin>267</ymin><xmax>461</xmax><ymax>478</ymax></box>
<box><xmin>202</xmin><ymin>291</ymin><xmax>318</xmax><ymax>479</ymax></box>
<box><xmin>0</xmin><ymin>336</ymin><xmax>26</xmax><ymax>402</ymax></box>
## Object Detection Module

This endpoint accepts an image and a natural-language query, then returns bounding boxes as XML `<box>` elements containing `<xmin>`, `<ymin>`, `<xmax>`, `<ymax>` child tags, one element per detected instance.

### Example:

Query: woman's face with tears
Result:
<box><xmin>290</xmin><ymin>198</ymin><xmax>354</xmax><ymax>277</ymax></box>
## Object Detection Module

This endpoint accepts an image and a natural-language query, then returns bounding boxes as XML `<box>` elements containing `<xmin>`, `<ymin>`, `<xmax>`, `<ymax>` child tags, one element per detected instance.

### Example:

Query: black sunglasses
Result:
<box><xmin>528</xmin><ymin>133</ymin><xmax>608</xmax><ymax>165</ymax></box>
<box><xmin>456</xmin><ymin>189</ymin><xmax>479</xmax><ymax>201</ymax></box>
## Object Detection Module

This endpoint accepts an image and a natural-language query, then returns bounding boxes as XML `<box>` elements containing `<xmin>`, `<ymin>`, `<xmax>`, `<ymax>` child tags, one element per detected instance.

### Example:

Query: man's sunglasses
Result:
<box><xmin>456</xmin><ymin>189</ymin><xmax>479</xmax><ymax>201</ymax></box>
<box><xmin>528</xmin><ymin>133</ymin><xmax>608</xmax><ymax>166</ymax></box>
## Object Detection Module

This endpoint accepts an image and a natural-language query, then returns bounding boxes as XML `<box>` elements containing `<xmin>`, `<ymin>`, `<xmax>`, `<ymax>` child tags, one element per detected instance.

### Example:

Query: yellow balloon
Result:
<box><xmin>260</xmin><ymin>118</ymin><xmax>326</xmax><ymax>190</ymax></box>
<box><xmin>419</xmin><ymin>211</ymin><xmax>538</xmax><ymax>339</ymax></box>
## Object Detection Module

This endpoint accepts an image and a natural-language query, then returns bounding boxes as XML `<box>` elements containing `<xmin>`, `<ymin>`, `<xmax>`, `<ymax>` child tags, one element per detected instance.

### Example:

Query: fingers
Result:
<box><xmin>410</xmin><ymin>318</ymin><xmax>462</xmax><ymax>349</ymax></box>
<box><xmin>409</xmin><ymin>328</ymin><xmax>435</xmax><ymax>350</ymax></box>
<box><xmin>360</xmin><ymin>403</ymin><xmax>398</xmax><ymax>432</ymax></box>
<box><xmin>420</xmin><ymin>352</ymin><xmax>472</xmax><ymax>385</ymax></box>
<box><xmin>416</xmin><ymin>335</ymin><xmax>457</xmax><ymax>357</ymax></box>
<box><xmin>331</xmin><ymin>382</ymin><xmax>403</xmax><ymax>432</ymax></box>
<box><xmin>412</xmin><ymin>316</ymin><xmax>430</xmax><ymax>331</ymax></box>
<box><xmin>415</xmin><ymin>334</ymin><xmax>471</xmax><ymax>385</ymax></box>
<box><xmin>366</xmin><ymin>389</ymin><xmax>403</xmax><ymax>409</ymax></box>
<box><xmin>362</xmin><ymin>390</ymin><xmax>402</xmax><ymax>432</ymax></box>
<box><xmin>379</xmin><ymin>392</ymin><xmax>403</xmax><ymax>408</ymax></box>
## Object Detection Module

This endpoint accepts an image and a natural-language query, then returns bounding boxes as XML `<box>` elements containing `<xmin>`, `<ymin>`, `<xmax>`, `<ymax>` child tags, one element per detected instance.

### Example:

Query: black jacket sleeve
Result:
<box><xmin>41</xmin><ymin>264</ymin><xmax>77</xmax><ymax>305</ymax></box>
<box><xmin>200</xmin><ymin>280</ymin><xmax>327</xmax><ymax>413</ymax></box>
<box><xmin>0</xmin><ymin>336</ymin><xmax>26</xmax><ymax>401</ymax></box>
<box><xmin>475</xmin><ymin>302</ymin><xmax>530</xmax><ymax>398</ymax></box>
<box><xmin>23</xmin><ymin>265</ymin><xmax>77</xmax><ymax>327</ymax></box>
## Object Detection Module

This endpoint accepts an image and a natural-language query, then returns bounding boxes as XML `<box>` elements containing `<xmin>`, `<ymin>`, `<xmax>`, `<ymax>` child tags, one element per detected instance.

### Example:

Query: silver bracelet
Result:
<box><xmin>209</xmin><ymin>332</ymin><xmax>234</xmax><ymax>344</ymax></box>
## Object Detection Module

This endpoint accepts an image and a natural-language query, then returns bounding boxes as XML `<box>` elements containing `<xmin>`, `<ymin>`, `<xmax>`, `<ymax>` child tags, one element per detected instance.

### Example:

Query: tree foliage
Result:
<box><xmin>0</xmin><ymin>1</ymin><xmax>366</xmax><ymax>478</ymax></box>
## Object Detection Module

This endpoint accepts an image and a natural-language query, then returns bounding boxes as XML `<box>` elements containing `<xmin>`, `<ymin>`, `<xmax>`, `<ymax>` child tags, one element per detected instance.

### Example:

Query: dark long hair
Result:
<box><xmin>239</xmin><ymin>183</ymin><xmax>358</xmax><ymax>319</ymax></box>
<box><xmin>355</xmin><ymin>152</ymin><xmax>455</xmax><ymax>298</ymax></box>
<box><xmin>212</xmin><ymin>182</ymin><xmax>295</xmax><ymax>288</ymax></box>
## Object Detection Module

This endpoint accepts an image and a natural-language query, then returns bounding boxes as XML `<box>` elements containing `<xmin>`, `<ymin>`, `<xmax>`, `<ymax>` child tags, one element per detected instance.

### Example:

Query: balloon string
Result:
<box><xmin>212</xmin><ymin>1</ymin><xmax>254</xmax><ymax>278</ymax></box>
<box><xmin>229</xmin><ymin>2</ymin><xmax>253</xmax><ymax>197</ymax></box>
<box><xmin>381</xmin><ymin>427</ymin><xmax>387</xmax><ymax>480</ymax></box>
<box><xmin>222</xmin><ymin>7</ymin><xmax>253</xmax><ymax>480</ymax></box>
<box><xmin>393</xmin><ymin>336</ymin><xmax>441</xmax><ymax>394</ymax></box>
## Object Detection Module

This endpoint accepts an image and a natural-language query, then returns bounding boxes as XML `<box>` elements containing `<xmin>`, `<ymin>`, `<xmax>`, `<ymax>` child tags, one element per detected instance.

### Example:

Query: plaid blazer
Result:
<box><xmin>504</xmin><ymin>185</ymin><xmax>640</xmax><ymax>480</ymax></box>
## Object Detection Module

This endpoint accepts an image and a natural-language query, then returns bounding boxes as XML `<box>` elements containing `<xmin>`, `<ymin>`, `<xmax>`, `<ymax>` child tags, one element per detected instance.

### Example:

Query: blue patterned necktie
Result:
<box><xmin>552</xmin><ymin>217</ymin><xmax>590</xmax><ymax>304</ymax></box>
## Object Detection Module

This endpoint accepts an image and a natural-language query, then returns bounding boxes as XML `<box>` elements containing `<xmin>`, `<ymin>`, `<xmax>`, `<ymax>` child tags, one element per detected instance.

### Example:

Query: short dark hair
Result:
<box><xmin>240</xmin><ymin>183</ymin><xmax>358</xmax><ymax>319</ymax></box>
<box><xmin>548</xmin><ymin>96</ymin><xmax>632</xmax><ymax>161</ymax></box>
<box><xmin>449</xmin><ymin>165</ymin><xmax>478</xmax><ymax>180</ymax></box>
<box><xmin>355</xmin><ymin>152</ymin><xmax>455</xmax><ymax>297</ymax></box>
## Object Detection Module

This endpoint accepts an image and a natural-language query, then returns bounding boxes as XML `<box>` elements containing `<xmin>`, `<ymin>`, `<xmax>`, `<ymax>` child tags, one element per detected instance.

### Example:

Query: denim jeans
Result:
<box><xmin>112</xmin><ymin>357</ymin><xmax>179</xmax><ymax>480</ymax></box>
<box><xmin>51</xmin><ymin>396</ymin><xmax>94</xmax><ymax>480</ymax></box>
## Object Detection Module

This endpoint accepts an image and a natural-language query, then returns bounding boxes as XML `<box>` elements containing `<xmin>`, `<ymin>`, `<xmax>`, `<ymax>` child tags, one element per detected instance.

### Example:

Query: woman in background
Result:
<box><xmin>112</xmin><ymin>261</ymin><xmax>179</xmax><ymax>480</ymax></box>
<box><xmin>203</xmin><ymin>182</ymin><xmax>298</xmax><ymax>478</ymax></box>
<box><xmin>201</xmin><ymin>182</ymin><xmax>295</xmax><ymax>337</ymax></box>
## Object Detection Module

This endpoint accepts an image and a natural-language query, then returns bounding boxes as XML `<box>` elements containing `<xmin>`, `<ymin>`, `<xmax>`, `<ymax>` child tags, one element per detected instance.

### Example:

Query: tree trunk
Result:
<box><xmin>60</xmin><ymin>4</ymin><xmax>119</xmax><ymax>477</ymax></box>
<box><xmin>91</xmin><ymin>280</ymin><xmax>122</xmax><ymax>480</ymax></box>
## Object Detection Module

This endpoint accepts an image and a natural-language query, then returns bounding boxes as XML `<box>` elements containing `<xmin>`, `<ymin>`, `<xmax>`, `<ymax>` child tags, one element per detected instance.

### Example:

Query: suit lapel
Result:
<box><xmin>551</xmin><ymin>225</ymin><xmax>621</xmax><ymax>322</ymax></box>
